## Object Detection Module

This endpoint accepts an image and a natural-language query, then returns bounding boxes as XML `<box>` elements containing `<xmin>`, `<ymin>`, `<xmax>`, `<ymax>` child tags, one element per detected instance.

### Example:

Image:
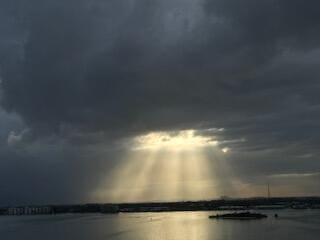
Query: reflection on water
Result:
<box><xmin>1</xmin><ymin>210</ymin><xmax>320</xmax><ymax>240</ymax></box>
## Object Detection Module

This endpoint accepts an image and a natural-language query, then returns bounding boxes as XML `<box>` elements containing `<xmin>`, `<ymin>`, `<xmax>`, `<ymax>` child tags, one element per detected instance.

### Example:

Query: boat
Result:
<box><xmin>209</xmin><ymin>211</ymin><xmax>268</xmax><ymax>220</ymax></box>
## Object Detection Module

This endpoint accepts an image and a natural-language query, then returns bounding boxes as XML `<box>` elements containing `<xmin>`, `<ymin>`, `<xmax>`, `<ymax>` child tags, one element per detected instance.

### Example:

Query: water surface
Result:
<box><xmin>0</xmin><ymin>210</ymin><xmax>319</xmax><ymax>239</ymax></box>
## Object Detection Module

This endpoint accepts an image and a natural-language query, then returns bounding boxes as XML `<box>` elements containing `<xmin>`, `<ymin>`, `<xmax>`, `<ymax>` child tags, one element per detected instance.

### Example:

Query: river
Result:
<box><xmin>1</xmin><ymin>209</ymin><xmax>319</xmax><ymax>239</ymax></box>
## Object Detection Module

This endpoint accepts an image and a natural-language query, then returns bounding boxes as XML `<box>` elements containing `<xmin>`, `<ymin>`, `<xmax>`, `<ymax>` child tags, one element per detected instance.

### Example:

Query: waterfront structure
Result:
<box><xmin>7</xmin><ymin>206</ymin><xmax>52</xmax><ymax>215</ymax></box>
<box><xmin>7</xmin><ymin>207</ymin><xmax>24</xmax><ymax>215</ymax></box>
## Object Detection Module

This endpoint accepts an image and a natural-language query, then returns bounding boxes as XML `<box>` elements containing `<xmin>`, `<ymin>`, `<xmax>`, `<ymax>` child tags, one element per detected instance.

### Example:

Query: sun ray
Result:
<box><xmin>93</xmin><ymin>129</ymin><xmax>237</xmax><ymax>202</ymax></box>
<box><xmin>205</xmin><ymin>148</ymin><xmax>238</xmax><ymax>197</ymax></box>
<box><xmin>92</xmin><ymin>151</ymin><xmax>152</xmax><ymax>202</ymax></box>
<box><xmin>137</xmin><ymin>150</ymin><xmax>182</xmax><ymax>201</ymax></box>
<box><xmin>125</xmin><ymin>150</ymin><xmax>159</xmax><ymax>202</ymax></box>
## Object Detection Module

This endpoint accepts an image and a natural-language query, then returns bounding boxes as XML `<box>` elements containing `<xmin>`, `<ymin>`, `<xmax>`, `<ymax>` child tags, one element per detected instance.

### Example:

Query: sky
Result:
<box><xmin>0</xmin><ymin>0</ymin><xmax>320</xmax><ymax>205</ymax></box>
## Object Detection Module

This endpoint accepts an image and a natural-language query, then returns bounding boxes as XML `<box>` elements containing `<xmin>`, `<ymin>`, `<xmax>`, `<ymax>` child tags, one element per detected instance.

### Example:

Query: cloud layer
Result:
<box><xmin>0</xmin><ymin>0</ymin><xmax>320</xmax><ymax>204</ymax></box>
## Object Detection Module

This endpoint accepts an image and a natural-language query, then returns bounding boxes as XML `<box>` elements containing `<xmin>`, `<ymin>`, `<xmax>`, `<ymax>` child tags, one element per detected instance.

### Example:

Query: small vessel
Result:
<box><xmin>209</xmin><ymin>211</ymin><xmax>267</xmax><ymax>220</ymax></box>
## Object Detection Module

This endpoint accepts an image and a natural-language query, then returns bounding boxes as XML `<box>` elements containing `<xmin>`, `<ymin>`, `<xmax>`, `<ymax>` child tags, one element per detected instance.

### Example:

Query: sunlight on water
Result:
<box><xmin>1</xmin><ymin>210</ymin><xmax>320</xmax><ymax>240</ymax></box>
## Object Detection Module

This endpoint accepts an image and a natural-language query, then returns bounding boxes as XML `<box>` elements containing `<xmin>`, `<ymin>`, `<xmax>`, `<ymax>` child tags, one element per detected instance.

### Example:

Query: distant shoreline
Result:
<box><xmin>1</xmin><ymin>196</ymin><xmax>320</xmax><ymax>216</ymax></box>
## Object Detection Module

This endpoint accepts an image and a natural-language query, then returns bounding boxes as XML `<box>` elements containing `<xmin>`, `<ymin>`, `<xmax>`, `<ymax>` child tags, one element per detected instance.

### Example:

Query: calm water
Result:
<box><xmin>0</xmin><ymin>210</ymin><xmax>319</xmax><ymax>240</ymax></box>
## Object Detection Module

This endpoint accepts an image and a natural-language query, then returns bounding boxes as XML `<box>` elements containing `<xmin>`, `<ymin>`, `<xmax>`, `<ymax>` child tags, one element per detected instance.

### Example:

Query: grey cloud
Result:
<box><xmin>0</xmin><ymin>135</ymin><xmax>124</xmax><ymax>205</ymax></box>
<box><xmin>0</xmin><ymin>0</ymin><xmax>320</xmax><ymax>203</ymax></box>
<box><xmin>2</xmin><ymin>0</ymin><xmax>319</xmax><ymax>135</ymax></box>
<box><xmin>205</xmin><ymin>0</ymin><xmax>320</xmax><ymax>49</ymax></box>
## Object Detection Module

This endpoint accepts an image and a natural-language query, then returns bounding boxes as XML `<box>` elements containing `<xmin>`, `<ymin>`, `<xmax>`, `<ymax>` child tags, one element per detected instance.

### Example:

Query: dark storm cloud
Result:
<box><xmin>1</xmin><ymin>0</ymin><xmax>320</xmax><ymax>203</ymax></box>
<box><xmin>1</xmin><ymin>0</ymin><xmax>318</xmax><ymax>132</ymax></box>
<box><xmin>205</xmin><ymin>0</ymin><xmax>320</xmax><ymax>48</ymax></box>
<box><xmin>0</xmin><ymin>138</ymin><xmax>124</xmax><ymax>205</ymax></box>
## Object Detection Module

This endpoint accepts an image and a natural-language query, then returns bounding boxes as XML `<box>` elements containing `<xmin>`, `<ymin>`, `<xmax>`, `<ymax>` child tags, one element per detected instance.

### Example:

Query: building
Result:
<box><xmin>7</xmin><ymin>206</ymin><xmax>52</xmax><ymax>215</ymax></box>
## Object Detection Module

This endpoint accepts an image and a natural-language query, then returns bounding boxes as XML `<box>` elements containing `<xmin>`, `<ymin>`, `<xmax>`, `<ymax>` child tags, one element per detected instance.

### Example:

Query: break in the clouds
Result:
<box><xmin>0</xmin><ymin>0</ymin><xmax>320</xmax><ymax>204</ymax></box>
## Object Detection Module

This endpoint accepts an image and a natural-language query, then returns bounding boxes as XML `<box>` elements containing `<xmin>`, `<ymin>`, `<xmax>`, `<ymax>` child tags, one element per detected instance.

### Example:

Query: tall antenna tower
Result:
<box><xmin>267</xmin><ymin>182</ymin><xmax>271</xmax><ymax>199</ymax></box>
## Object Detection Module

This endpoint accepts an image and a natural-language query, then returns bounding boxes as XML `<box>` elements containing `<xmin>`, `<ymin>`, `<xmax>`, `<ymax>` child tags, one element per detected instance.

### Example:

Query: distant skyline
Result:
<box><xmin>0</xmin><ymin>0</ymin><xmax>320</xmax><ymax>205</ymax></box>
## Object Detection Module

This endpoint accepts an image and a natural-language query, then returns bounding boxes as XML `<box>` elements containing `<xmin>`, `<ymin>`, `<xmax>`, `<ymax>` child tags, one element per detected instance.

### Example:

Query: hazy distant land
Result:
<box><xmin>1</xmin><ymin>197</ymin><xmax>320</xmax><ymax>215</ymax></box>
